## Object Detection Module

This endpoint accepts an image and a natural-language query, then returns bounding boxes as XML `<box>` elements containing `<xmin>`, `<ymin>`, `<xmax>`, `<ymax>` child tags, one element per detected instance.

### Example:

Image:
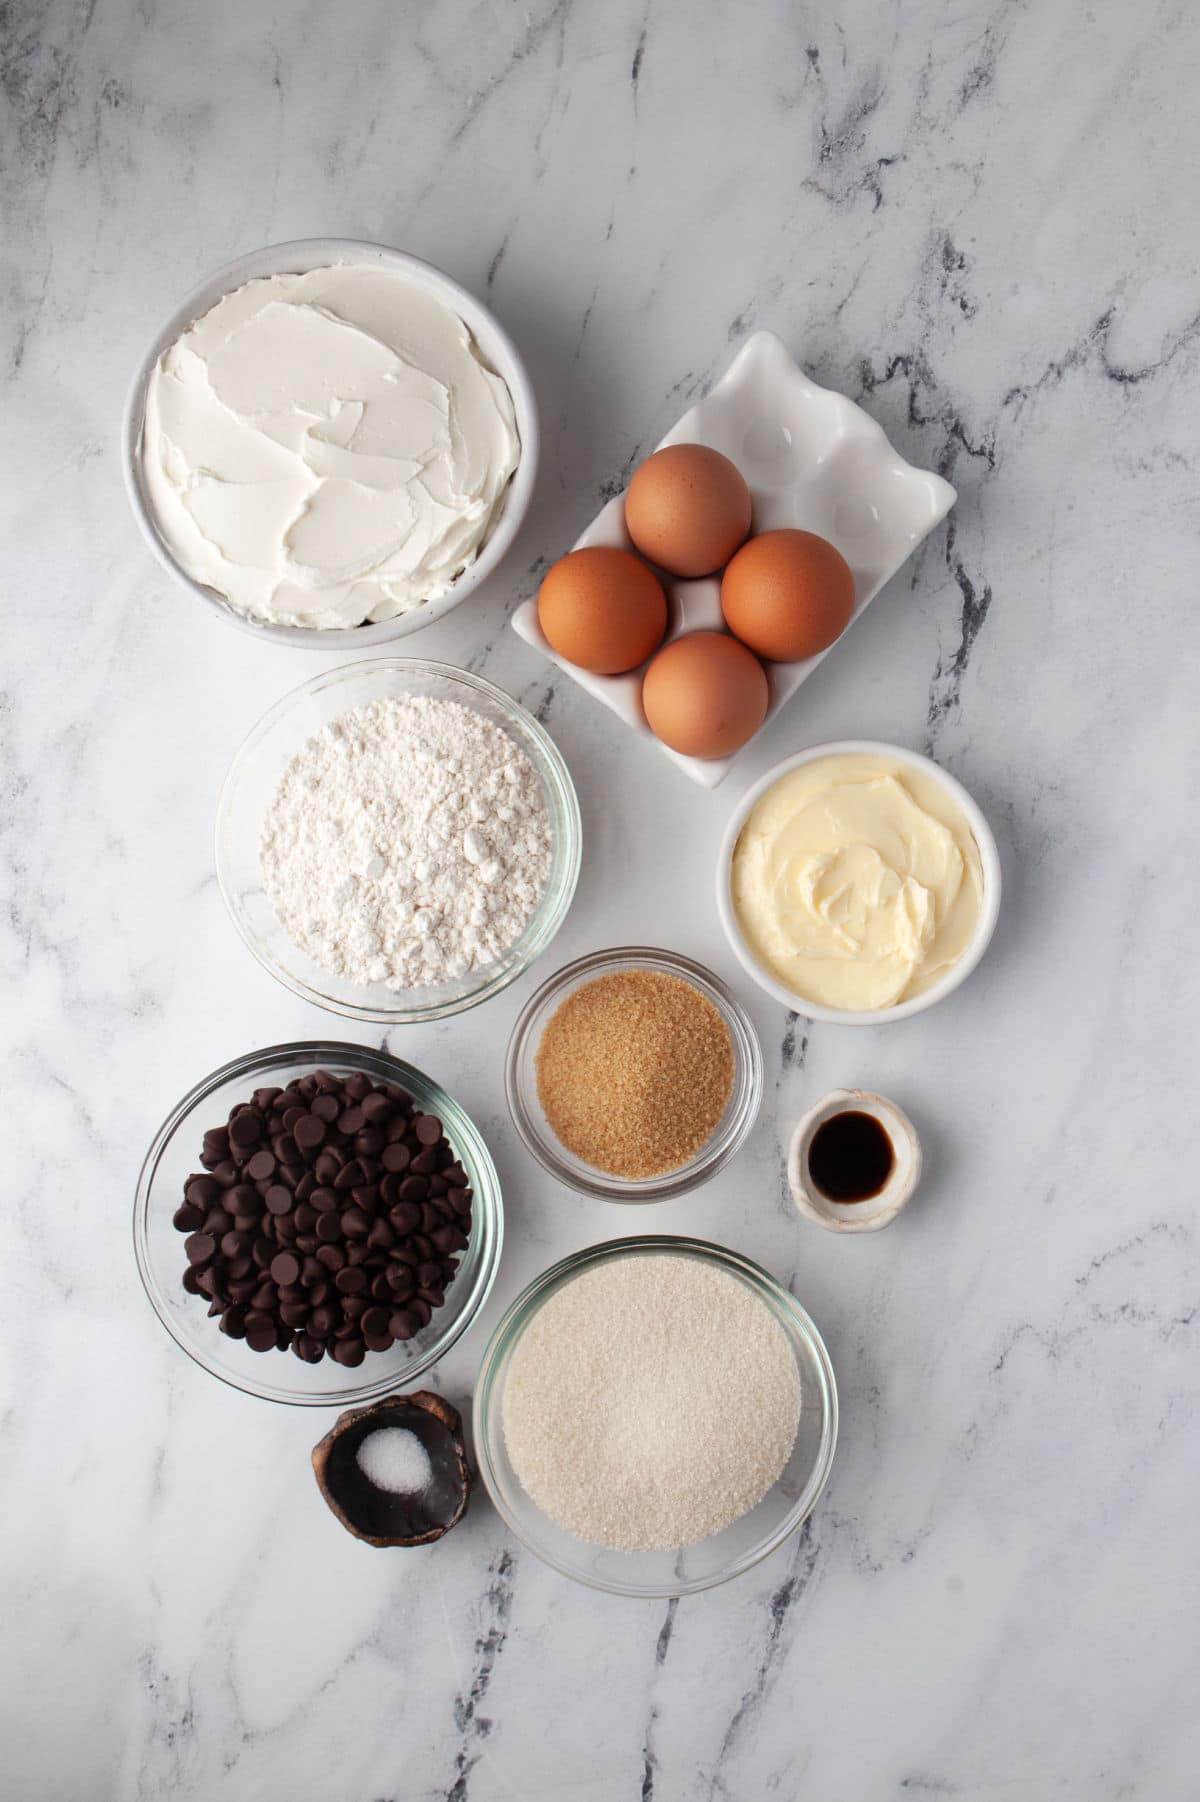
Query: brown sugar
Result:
<box><xmin>535</xmin><ymin>970</ymin><xmax>735</xmax><ymax>1179</ymax></box>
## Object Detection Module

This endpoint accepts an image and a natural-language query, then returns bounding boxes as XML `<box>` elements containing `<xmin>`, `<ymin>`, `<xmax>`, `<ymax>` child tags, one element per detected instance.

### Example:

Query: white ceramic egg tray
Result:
<box><xmin>512</xmin><ymin>330</ymin><xmax>956</xmax><ymax>788</ymax></box>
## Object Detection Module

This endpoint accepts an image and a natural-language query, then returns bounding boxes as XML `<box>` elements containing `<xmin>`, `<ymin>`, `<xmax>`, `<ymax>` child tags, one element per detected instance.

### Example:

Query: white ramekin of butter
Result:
<box><xmin>123</xmin><ymin>239</ymin><xmax>537</xmax><ymax>646</ymax></box>
<box><xmin>717</xmin><ymin>741</ymin><xmax>1001</xmax><ymax>1024</ymax></box>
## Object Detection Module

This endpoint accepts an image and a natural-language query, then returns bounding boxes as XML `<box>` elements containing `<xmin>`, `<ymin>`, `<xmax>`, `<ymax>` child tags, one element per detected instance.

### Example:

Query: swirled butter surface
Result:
<box><xmin>731</xmin><ymin>753</ymin><xmax>984</xmax><ymax>1011</ymax></box>
<box><xmin>139</xmin><ymin>266</ymin><xmax>519</xmax><ymax>629</ymax></box>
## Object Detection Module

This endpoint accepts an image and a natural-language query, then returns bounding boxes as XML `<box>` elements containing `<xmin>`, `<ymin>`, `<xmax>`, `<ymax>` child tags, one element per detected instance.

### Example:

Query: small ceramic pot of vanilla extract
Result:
<box><xmin>787</xmin><ymin>1089</ymin><xmax>921</xmax><ymax>1234</ymax></box>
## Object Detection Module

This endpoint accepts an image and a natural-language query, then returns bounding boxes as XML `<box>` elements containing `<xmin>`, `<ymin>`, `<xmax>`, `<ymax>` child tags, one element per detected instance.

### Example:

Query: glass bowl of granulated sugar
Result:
<box><xmin>473</xmin><ymin>1236</ymin><xmax>838</xmax><ymax>1597</ymax></box>
<box><xmin>216</xmin><ymin>658</ymin><xmax>581</xmax><ymax>1024</ymax></box>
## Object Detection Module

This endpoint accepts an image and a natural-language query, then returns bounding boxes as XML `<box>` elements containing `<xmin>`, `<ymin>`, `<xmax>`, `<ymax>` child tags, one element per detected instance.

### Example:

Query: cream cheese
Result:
<box><xmin>139</xmin><ymin>266</ymin><xmax>519</xmax><ymax>629</ymax></box>
<box><xmin>731</xmin><ymin>753</ymin><xmax>985</xmax><ymax>1011</ymax></box>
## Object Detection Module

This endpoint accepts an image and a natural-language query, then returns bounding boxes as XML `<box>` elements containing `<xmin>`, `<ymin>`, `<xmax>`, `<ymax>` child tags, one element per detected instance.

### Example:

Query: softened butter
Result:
<box><xmin>731</xmin><ymin>753</ymin><xmax>984</xmax><ymax>1011</ymax></box>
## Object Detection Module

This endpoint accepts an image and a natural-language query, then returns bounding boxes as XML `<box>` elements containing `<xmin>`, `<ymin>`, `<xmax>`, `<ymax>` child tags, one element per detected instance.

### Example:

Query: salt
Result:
<box><xmin>355</xmin><ymin>1427</ymin><xmax>433</xmax><ymax>1495</ymax></box>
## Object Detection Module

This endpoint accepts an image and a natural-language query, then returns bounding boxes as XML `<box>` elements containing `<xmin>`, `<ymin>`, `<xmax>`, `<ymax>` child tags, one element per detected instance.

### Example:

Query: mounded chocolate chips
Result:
<box><xmin>174</xmin><ymin>1070</ymin><xmax>473</xmax><ymax>1364</ymax></box>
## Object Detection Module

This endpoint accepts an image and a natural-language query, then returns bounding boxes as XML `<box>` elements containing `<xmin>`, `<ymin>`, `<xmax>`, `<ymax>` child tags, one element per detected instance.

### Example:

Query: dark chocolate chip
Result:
<box><xmin>270</xmin><ymin>1252</ymin><xmax>300</xmax><ymax>1287</ymax></box>
<box><xmin>228</xmin><ymin>1111</ymin><xmax>262</xmax><ymax>1150</ymax></box>
<box><xmin>294</xmin><ymin>1114</ymin><xmax>326</xmax><ymax>1152</ymax></box>
<box><xmin>244</xmin><ymin>1316</ymin><xmax>279</xmax><ymax>1353</ymax></box>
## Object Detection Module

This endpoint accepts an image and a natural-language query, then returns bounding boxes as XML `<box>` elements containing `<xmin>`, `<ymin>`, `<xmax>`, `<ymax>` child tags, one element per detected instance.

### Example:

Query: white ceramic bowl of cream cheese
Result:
<box><xmin>716</xmin><ymin>740</ymin><xmax>1002</xmax><ymax>1025</ymax></box>
<box><xmin>123</xmin><ymin>238</ymin><xmax>538</xmax><ymax>646</ymax></box>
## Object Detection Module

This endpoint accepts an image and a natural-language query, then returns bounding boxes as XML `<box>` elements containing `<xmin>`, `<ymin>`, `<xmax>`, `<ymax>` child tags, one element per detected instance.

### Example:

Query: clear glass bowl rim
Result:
<box><xmin>214</xmin><ymin>657</ymin><xmax>582</xmax><ymax>1025</ymax></box>
<box><xmin>472</xmin><ymin>1233</ymin><xmax>839</xmax><ymax>1597</ymax></box>
<box><xmin>133</xmin><ymin>1039</ymin><xmax>503</xmax><ymax>1406</ymax></box>
<box><xmin>504</xmin><ymin>945</ymin><xmax>764</xmax><ymax>1201</ymax></box>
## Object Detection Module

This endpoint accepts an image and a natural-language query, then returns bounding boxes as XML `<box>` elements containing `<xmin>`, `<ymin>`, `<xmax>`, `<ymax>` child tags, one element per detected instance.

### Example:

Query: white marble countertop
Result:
<box><xmin>4</xmin><ymin>2</ymin><xmax>1198</xmax><ymax>1796</ymax></box>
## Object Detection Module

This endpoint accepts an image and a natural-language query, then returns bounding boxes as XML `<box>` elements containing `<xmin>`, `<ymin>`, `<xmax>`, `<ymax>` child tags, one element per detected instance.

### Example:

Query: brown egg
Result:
<box><xmin>721</xmin><ymin>529</ymin><xmax>856</xmax><ymax>662</ymax></box>
<box><xmin>625</xmin><ymin>444</ymin><xmax>753</xmax><ymax>578</ymax></box>
<box><xmin>538</xmin><ymin>547</ymin><xmax>667</xmax><ymax>674</ymax></box>
<box><xmin>641</xmin><ymin>631</ymin><xmax>769</xmax><ymax>759</ymax></box>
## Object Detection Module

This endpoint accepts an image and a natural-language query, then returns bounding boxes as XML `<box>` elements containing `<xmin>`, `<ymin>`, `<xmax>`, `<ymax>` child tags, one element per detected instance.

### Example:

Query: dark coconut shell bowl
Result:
<box><xmin>312</xmin><ymin>1391</ymin><xmax>471</xmax><ymax>1546</ymax></box>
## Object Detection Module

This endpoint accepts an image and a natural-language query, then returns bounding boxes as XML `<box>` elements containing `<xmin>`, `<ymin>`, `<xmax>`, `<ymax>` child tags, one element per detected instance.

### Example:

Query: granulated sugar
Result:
<box><xmin>502</xmin><ymin>1254</ymin><xmax>801</xmax><ymax>1551</ymax></box>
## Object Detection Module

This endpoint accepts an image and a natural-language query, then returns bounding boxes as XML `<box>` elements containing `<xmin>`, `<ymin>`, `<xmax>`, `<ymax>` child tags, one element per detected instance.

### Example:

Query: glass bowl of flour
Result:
<box><xmin>474</xmin><ymin>1236</ymin><xmax>838</xmax><ymax>1597</ymax></box>
<box><xmin>216</xmin><ymin>659</ymin><xmax>581</xmax><ymax>1023</ymax></box>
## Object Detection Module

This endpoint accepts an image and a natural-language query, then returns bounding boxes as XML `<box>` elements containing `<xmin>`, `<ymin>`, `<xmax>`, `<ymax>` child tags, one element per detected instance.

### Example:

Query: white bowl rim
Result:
<box><xmin>786</xmin><ymin>1086</ymin><xmax>922</xmax><ymax>1232</ymax></box>
<box><xmin>715</xmin><ymin>738</ymin><xmax>1003</xmax><ymax>1025</ymax></box>
<box><xmin>121</xmin><ymin>236</ymin><xmax>540</xmax><ymax>647</ymax></box>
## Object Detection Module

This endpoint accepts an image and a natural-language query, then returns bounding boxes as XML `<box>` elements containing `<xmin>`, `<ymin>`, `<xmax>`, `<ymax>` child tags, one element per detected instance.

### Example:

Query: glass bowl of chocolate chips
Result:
<box><xmin>134</xmin><ymin>1042</ymin><xmax>503</xmax><ymax>1405</ymax></box>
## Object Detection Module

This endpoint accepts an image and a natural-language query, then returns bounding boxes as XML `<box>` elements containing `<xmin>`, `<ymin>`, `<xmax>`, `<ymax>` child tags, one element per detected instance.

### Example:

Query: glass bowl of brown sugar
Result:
<box><xmin>504</xmin><ymin>946</ymin><xmax>763</xmax><ymax>1202</ymax></box>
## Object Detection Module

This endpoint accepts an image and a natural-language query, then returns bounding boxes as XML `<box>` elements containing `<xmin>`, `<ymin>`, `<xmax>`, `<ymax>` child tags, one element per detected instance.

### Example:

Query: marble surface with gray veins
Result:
<box><xmin>2</xmin><ymin>1</ymin><xmax>1198</xmax><ymax>1797</ymax></box>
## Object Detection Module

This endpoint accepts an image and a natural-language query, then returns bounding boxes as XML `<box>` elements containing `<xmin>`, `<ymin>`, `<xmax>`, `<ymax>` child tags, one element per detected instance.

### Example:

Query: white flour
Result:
<box><xmin>260</xmin><ymin>695</ymin><xmax>553</xmax><ymax>989</ymax></box>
